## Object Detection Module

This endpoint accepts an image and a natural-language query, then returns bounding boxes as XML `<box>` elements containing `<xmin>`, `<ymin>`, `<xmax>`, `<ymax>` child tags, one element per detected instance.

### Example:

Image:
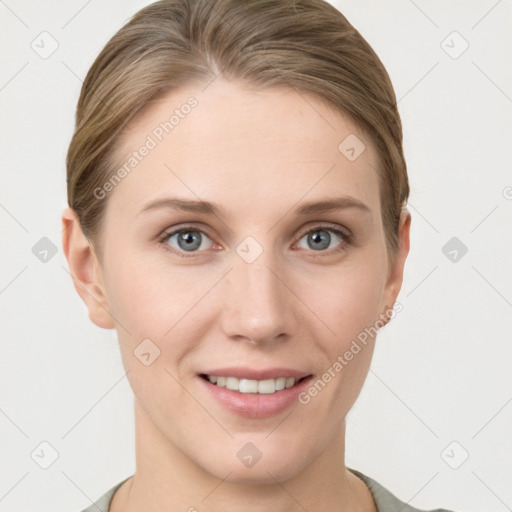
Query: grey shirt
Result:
<box><xmin>80</xmin><ymin>467</ymin><xmax>456</xmax><ymax>512</ymax></box>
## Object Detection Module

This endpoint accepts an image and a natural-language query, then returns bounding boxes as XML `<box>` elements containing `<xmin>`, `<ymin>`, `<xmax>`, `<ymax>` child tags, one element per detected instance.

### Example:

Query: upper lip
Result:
<box><xmin>200</xmin><ymin>367</ymin><xmax>312</xmax><ymax>380</ymax></box>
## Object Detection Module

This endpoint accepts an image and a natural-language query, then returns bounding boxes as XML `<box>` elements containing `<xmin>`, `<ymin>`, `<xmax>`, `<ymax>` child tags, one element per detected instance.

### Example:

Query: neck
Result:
<box><xmin>110</xmin><ymin>398</ymin><xmax>376</xmax><ymax>512</ymax></box>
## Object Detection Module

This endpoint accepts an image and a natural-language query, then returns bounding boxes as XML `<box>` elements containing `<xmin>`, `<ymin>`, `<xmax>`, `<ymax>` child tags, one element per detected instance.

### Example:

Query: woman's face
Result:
<box><xmin>72</xmin><ymin>78</ymin><xmax>409</xmax><ymax>483</ymax></box>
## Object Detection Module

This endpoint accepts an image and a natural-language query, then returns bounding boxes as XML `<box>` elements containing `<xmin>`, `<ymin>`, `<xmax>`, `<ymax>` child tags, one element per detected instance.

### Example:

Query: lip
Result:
<box><xmin>201</xmin><ymin>366</ymin><xmax>311</xmax><ymax>380</ymax></box>
<box><xmin>198</xmin><ymin>367</ymin><xmax>313</xmax><ymax>419</ymax></box>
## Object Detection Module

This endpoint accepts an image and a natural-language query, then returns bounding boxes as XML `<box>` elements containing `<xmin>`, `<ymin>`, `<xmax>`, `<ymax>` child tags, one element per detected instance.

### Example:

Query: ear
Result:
<box><xmin>381</xmin><ymin>209</ymin><xmax>411</xmax><ymax>320</ymax></box>
<box><xmin>61</xmin><ymin>207</ymin><xmax>115</xmax><ymax>329</ymax></box>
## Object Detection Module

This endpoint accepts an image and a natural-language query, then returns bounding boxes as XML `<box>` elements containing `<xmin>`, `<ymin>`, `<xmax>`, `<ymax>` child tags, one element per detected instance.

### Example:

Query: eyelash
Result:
<box><xmin>158</xmin><ymin>224</ymin><xmax>353</xmax><ymax>259</ymax></box>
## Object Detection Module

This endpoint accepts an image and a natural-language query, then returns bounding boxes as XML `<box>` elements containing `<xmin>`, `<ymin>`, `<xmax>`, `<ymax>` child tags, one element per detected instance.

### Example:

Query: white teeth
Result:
<box><xmin>239</xmin><ymin>379</ymin><xmax>258</xmax><ymax>393</ymax></box>
<box><xmin>258</xmin><ymin>379</ymin><xmax>275</xmax><ymax>394</ymax></box>
<box><xmin>285</xmin><ymin>377</ymin><xmax>295</xmax><ymax>389</ymax></box>
<box><xmin>206</xmin><ymin>375</ymin><xmax>300</xmax><ymax>394</ymax></box>
<box><xmin>275</xmin><ymin>377</ymin><xmax>286</xmax><ymax>391</ymax></box>
<box><xmin>225</xmin><ymin>377</ymin><xmax>239</xmax><ymax>390</ymax></box>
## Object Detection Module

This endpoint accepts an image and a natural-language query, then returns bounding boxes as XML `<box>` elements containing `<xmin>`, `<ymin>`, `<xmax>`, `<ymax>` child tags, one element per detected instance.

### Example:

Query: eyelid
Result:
<box><xmin>158</xmin><ymin>222</ymin><xmax>353</xmax><ymax>257</ymax></box>
<box><xmin>158</xmin><ymin>224</ymin><xmax>217</xmax><ymax>257</ymax></box>
<box><xmin>293</xmin><ymin>223</ymin><xmax>352</xmax><ymax>256</ymax></box>
<box><xmin>296</xmin><ymin>222</ymin><xmax>351</xmax><ymax>240</ymax></box>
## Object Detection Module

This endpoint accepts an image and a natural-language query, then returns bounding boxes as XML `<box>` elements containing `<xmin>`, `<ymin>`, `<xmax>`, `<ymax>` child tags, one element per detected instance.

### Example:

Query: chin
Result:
<box><xmin>208</xmin><ymin>459</ymin><xmax>302</xmax><ymax>485</ymax></box>
<box><xmin>194</xmin><ymin>438</ymin><xmax>310</xmax><ymax>485</ymax></box>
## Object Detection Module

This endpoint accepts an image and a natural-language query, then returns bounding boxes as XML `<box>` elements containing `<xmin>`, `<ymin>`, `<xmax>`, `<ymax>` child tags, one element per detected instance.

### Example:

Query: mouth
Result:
<box><xmin>197</xmin><ymin>366</ymin><xmax>314</xmax><ymax>418</ymax></box>
<box><xmin>199</xmin><ymin>374</ymin><xmax>312</xmax><ymax>395</ymax></box>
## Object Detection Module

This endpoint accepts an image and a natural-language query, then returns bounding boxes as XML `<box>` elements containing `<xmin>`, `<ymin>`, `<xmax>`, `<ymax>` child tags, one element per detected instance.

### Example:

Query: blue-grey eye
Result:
<box><xmin>297</xmin><ymin>228</ymin><xmax>344</xmax><ymax>251</ymax></box>
<box><xmin>167</xmin><ymin>229</ymin><xmax>212</xmax><ymax>252</ymax></box>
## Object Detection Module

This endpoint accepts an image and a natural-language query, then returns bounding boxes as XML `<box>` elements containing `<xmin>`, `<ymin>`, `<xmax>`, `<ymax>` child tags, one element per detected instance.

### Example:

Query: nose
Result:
<box><xmin>219</xmin><ymin>247</ymin><xmax>295</xmax><ymax>346</ymax></box>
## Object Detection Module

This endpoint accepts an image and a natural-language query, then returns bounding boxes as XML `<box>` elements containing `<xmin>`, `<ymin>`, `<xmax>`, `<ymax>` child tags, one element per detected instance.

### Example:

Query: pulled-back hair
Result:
<box><xmin>66</xmin><ymin>0</ymin><xmax>409</xmax><ymax>256</ymax></box>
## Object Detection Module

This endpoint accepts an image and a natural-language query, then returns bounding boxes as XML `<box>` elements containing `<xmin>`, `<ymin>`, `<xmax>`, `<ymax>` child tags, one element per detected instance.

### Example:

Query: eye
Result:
<box><xmin>296</xmin><ymin>226</ymin><xmax>349</xmax><ymax>253</ymax></box>
<box><xmin>161</xmin><ymin>227</ymin><xmax>214</xmax><ymax>254</ymax></box>
<box><xmin>159</xmin><ymin>224</ymin><xmax>351</xmax><ymax>258</ymax></box>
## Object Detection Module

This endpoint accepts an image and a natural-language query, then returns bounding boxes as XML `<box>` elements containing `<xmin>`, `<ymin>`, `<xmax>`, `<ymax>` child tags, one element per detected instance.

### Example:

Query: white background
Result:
<box><xmin>1</xmin><ymin>1</ymin><xmax>511</xmax><ymax>511</ymax></box>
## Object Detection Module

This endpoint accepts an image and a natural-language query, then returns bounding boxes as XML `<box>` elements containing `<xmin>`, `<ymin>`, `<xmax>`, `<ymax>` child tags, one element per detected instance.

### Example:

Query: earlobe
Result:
<box><xmin>61</xmin><ymin>207</ymin><xmax>115</xmax><ymax>329</ymax></box>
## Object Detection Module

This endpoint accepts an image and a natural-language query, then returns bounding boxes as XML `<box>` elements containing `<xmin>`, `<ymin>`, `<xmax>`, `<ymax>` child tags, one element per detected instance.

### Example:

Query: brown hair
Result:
<box><xmin>66</xmin><ymin>0</ymin><xmax>409</xmax><ymax>257</ymax></box>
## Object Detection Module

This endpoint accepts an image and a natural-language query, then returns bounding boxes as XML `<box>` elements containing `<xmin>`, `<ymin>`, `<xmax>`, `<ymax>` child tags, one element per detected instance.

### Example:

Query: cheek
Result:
<box><xmin>104</xmin><ymin>258</ymin><xmax>202</xmax><ymax>404</ymax></box>
<box><xmin>304</xmin><ymin>260</ymin><xmax>386</xmax><ymax>347</ymax></box>
<box><xmin>104</xmin><ymin>242</ymin><xmax>387</xmax><ymax>352</ymax></box>
<box><xmin>292</xmin><ymin>269</ymin><xmax>384</xmax><ymax>432</ymax></box>
<box><xmin>103</xmin><ymin>253</ymin><xmax>214</xmax><ymax>335</ymax></box>
<box><xmin>102</xmin><ymin>253</ymin><xmax>225</xmax><ymax>387</ymax></box>
<box><xmin>293</xmin><ymin>256</ymin><xmax>386</xmax><ymax>409</ymax></box>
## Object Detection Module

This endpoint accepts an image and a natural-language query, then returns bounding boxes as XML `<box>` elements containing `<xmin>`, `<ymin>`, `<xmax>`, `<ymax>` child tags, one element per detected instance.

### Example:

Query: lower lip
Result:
<box><xmin>199</xmin><ymin>376</ymin><xmax>313</xmax><ymax>418</ymax></box>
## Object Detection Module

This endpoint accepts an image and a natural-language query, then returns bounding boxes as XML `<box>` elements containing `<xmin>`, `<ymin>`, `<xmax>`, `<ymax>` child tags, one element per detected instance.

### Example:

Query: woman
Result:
<box><xmin>62</xmin><ymin>0</ymin><xmax>455</xmax><ymax>510</ymax></box>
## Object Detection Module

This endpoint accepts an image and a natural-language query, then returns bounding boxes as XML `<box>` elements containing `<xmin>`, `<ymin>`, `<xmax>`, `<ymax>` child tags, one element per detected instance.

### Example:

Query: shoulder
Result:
<box><xmin>348</xmin><ymin>467</ymin><xmax>456</xmax><ymax>512</ymax></box>
<box><xmin>78</xmin><ymin>477</ymin><xmax>130</xmax><ymax>512</ymax></box>
<box><xmin>79</xmin><ymin>470</ymin><xmax>457</xmax><ymax>512</ymax></box>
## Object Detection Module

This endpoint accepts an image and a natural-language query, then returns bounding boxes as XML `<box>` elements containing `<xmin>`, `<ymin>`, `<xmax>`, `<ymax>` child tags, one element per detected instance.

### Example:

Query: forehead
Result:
<box><xmin>108</xmin><ymin>78</ymin><xmax>381</xmax><ymax>218</ymax></box>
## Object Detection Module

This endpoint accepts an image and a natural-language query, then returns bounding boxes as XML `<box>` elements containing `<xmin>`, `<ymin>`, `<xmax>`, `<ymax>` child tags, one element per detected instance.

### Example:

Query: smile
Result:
<box><xmin>201</xmin><ymin>374</ymin><xmax>309</xmax><ymax>394</ymax></box>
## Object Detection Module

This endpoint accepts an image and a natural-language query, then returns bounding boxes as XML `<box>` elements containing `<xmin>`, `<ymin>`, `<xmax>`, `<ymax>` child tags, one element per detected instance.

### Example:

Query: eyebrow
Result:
<box><xmin>140</xmin><ymin>196</ymin><xmax>371</xmax><ymax>216</ymax></box>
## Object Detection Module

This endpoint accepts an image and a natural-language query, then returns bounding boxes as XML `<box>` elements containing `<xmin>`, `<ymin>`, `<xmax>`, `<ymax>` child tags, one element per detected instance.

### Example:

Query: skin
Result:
<box><xmin>62</xmin><ymin>78</ymin><xmax>410</xmax><ymax>512</ymax></box>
